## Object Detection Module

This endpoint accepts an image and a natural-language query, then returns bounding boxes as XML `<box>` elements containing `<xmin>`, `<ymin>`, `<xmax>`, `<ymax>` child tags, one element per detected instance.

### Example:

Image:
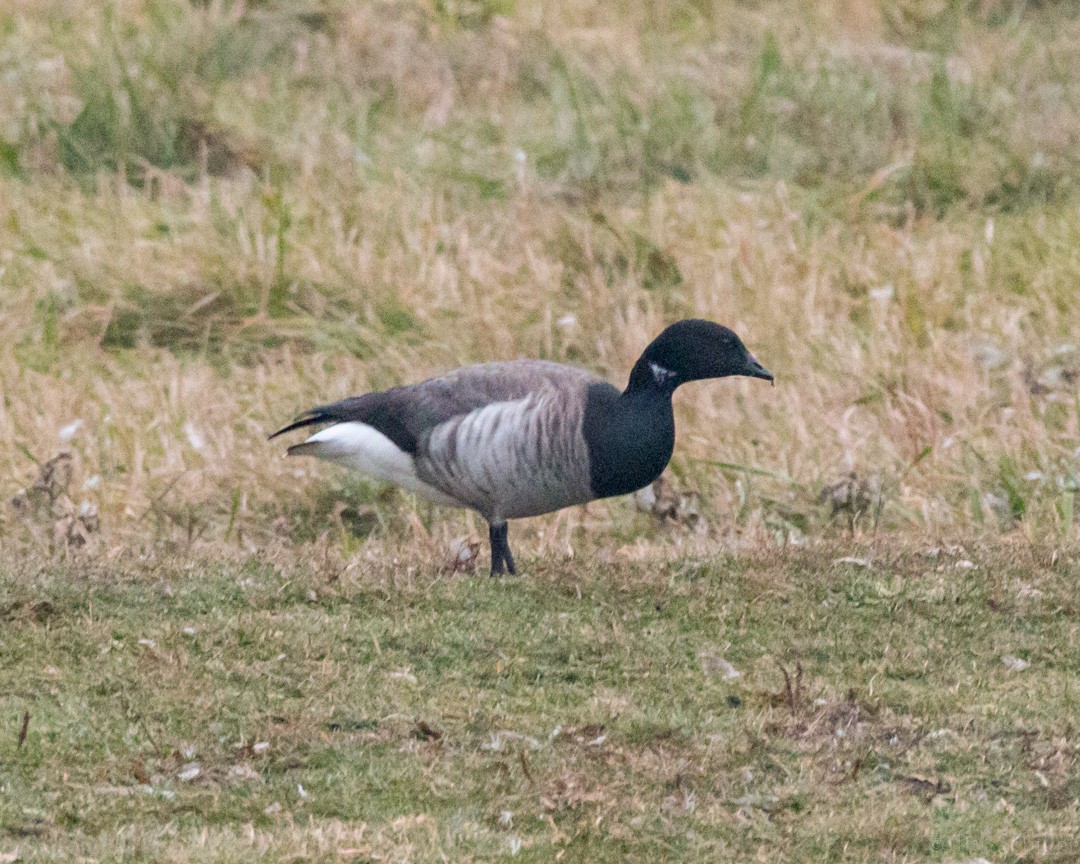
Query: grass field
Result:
<box><xmin>2</xmin><ymin>0</ymin><xmax>1080</xmax><ymax>860</ymax></box>
<box><xmin>3</xmin><ymin>544</ymin><xmax>1079</xmax><ymax>862</ymax></box>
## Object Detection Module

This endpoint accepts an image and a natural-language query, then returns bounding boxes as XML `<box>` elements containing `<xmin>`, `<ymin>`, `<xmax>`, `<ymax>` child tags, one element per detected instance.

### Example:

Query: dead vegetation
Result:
<box><xmin>0</xmin><ymin>1</ymin><xmax>1078</xmax><ymax>564</ymax></box>
<box><xmin>11</xmin><ymin>452</ymin><xmax>99</xmax><ymax>551</ymax></box>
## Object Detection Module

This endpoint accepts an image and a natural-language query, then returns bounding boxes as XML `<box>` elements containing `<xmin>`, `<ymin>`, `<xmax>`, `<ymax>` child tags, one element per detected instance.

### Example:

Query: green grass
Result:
<box><xmin>2</xmin><ymin>544</ymin><xmax>1079</xmax><ymax>862</ymax></box>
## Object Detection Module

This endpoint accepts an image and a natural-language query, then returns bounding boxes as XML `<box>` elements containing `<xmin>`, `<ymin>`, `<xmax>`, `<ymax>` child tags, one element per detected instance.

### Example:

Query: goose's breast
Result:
<box><xmin>417</xmin><ymin>392</ymin><xmax>593</xmax><ymax>521</ymax></box>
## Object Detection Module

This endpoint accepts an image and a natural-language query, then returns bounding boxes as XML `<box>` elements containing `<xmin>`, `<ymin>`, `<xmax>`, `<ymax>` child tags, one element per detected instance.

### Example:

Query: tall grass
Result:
<box><xmin>1</xmin><ymin>0</ymin><xmax>1079</xmax><ymax>559</ymax></box>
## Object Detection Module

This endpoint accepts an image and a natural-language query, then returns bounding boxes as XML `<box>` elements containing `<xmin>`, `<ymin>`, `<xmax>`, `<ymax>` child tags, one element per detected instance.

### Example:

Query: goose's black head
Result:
<box><xmin>627</xmin><ymin>319</ymin><xmax>773</xmax><ymax>393</ymax></box>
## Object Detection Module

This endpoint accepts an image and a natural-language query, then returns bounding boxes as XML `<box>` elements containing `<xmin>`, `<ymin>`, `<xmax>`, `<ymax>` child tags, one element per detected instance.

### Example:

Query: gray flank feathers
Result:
<box><xmin>275</xmin><ymin>360</ymin><xmax>602</xmax><ymax>522</ymax></box>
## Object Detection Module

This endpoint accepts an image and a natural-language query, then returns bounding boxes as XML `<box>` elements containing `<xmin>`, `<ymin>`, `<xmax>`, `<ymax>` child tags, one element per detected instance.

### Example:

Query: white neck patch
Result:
<box><xmin>650</xmin><ymin>362</ymin><xmax>676</xmax><ymax>385</ymax></box>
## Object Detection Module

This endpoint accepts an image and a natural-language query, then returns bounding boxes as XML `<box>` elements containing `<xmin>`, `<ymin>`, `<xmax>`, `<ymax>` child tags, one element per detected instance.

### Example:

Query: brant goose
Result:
<box><xmin>271</xmin><ymin>319</ymin><xmax>772</xmax><ymax>574</ymax></box>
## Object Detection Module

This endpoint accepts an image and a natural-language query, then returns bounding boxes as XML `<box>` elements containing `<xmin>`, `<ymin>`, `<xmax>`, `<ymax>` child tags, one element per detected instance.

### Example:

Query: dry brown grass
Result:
<box><xmin>1</xmin><ymin>0</ymin><xmax>1079</xmax><ymax>558</ymax></box>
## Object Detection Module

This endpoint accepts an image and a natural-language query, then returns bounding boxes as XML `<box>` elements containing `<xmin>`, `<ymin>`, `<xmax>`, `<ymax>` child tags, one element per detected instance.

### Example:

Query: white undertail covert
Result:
<box><xmin>293</xmin><ymin>422</ymin><xmax>459</xmax><ymax>506</ymax></box>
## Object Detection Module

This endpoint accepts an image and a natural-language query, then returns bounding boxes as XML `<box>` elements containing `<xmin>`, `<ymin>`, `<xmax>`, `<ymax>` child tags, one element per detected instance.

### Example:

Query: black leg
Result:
<box><xmin>488</xmin><ymin>522</ymin><xmax>504</xmax><ymax>575</ymax></box>
<box><xmin>488</xmin><ymin>522</ymin><xmax>517</xmax><ymax>577</ymax></box>
<box><xmin>503</xmin><ymin>529</ymin><xmax>517</xmax><ymax>576</ymax></box>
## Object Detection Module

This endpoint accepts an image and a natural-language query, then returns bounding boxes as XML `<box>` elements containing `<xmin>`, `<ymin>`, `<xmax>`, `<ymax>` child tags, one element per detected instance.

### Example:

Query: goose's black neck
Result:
<box><xmin>582</xmin><ymin>379</ymin><xmax>676</xmax><ymax>500</ymax></box>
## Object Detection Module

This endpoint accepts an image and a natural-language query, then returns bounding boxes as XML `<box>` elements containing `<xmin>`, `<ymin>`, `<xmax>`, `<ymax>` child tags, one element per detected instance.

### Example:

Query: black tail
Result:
<box><xmin>268</xmin><ymin>411</ymin><xmax>331</xmax><ymax>441</ymax></box>
<box><xmin>267</xmin><ymin>392</ymin><xmax>416</xmax><ymax>451</ymax></box>
<box><xmin>268</xmin><ymin>394</ymin><xmax>386</xmax><ymax>441</ymax></box>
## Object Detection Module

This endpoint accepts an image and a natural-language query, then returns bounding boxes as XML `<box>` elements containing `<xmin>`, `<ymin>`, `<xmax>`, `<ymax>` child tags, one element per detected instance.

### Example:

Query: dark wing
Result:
<box><xmin>269</xmin><ymin>360</ymin><xmax>600</xmax><ymax>455</ymax></box>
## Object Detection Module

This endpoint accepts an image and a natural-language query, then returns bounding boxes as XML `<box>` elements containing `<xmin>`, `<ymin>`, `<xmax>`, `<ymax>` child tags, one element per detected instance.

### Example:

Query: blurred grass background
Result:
<box><xmin>2</xmin><ymin>0</ymin><xmax>1080</xmax><ymax>557</ymax></box>
<box><xmin>4</xmin><ymin>5</ymin><xmax>1080</xmax><ymax>862</ymax></box>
